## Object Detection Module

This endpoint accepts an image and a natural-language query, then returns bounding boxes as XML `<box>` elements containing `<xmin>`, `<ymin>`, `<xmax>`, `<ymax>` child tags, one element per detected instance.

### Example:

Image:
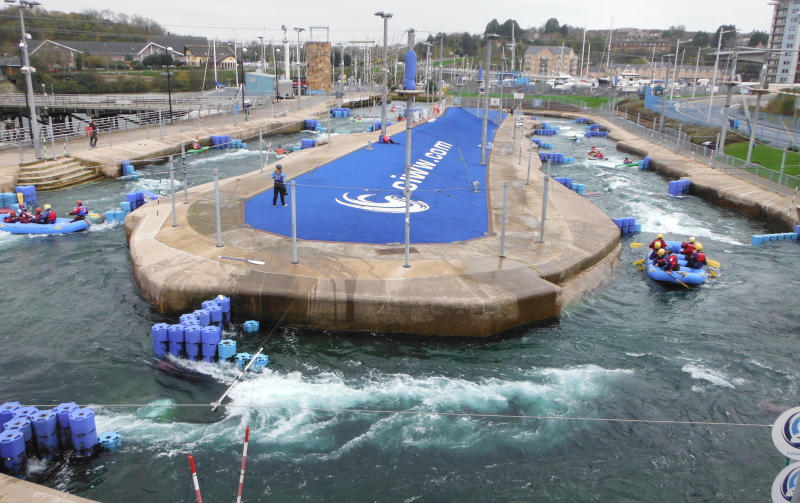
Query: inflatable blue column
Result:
<box><xmin>54</xmin><ymin>402</ymin><xmax>79</xmax><ymax>449</ymax></box>
<box><xmin>0</xmin><ymin>430</ymin><xmax>26</xmax><ymax>475</ymax></box>
<box><xmin>216</xmin><ymin>295</ymin><xmax>231</xmax><ymax>324</ymax></box>
<box><xmin>201</xmin><ymin>326</ymin><xmax>221</xmax><ymax>362</ymax></box>
<box><xmin>30</xmin><ymin>410</ymin><xmax>58</xmax><ymax>459</ymax></box>
<box><xmin>69</xmin><ymin>408</ymin><xmax>98</xmax><ymax>458</ymax></box>
<box><xmin>4</xmin><ymin>417</ymin><xmax>33</xmax><ymax>453</ymax></box>
<box><xmin>168</xmin><ymin>324</ymin><xmax>185</xmax><ymax>357</ymax></box>
<box><xmin>404</xmin><ymin>50</ymin><xmax>417</xmax><ymax>91</ymax></box>
<box><xmin>98</xmin><ymin>432</ymin><xmax>122</xmax><ymax>452</ymax></box>
<box><xmin>185</xmin><ymin>325</ymin><xmax>202</xmax><ymax>361</ymax></box>
<box><xmin>0</xmin><ymin>402</ymin><xmax>20</xmax><ymax>427</ymax></box>
<box><xmin>151</xmin><ymin>323</ymin><xmax>169</xmax><ymax>357</ymax></box>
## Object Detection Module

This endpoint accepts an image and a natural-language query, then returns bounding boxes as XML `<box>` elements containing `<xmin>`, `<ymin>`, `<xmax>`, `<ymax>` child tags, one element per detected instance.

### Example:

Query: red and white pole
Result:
<box><xmin>188</xmin><ymin>454</ymin><xmax>203</xmax><ymax>503</ymax></box>
<box><xmin>236</xmin><ymin>426</ymin><xmax>251</xmax><ymax>503</ymax></box>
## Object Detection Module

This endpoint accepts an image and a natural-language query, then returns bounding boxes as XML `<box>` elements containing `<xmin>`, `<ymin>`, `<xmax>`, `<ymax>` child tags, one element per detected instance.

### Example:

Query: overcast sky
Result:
<box><xmin>46</xmin><ymin>0</ymin><xmax>772</xmax><ymax>45</ymax></box>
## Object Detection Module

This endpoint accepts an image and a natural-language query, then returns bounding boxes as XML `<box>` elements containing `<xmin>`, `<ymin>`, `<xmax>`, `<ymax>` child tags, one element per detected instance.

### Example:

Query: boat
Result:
<box><xmin>643</xmin><ymin>241</ymin><xmax>708</xmax><ymax>286</ymax></box>
<box><xmin>614</xmin><ymin>161</ymin><xmax>639</xmax><ymax>168</ymax></box>
<box><xmin>187</xmin><ymin>146</ymin><xmax>210</xmax><ymax>154</ymax></box>
<box><xmin>614</xmin><ymin>69</ymin><xmax>652</xmax><ymax>93</ymax></box>
<box><xmin>0</xmin><ymin>218</ymin><xmax>90</xmax><ymax>235</ymax></box>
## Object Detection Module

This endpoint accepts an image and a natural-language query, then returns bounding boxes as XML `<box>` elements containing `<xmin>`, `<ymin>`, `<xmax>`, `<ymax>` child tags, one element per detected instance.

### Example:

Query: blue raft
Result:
<box><xmin>0</xmin><ymin>218</ymin><xmax>90</xmax><ymax>235</ymax></box>
<box><xmin>644</xmin><ymin>240</ymin><xmax>708</xmax><ymax>286</ymax></box>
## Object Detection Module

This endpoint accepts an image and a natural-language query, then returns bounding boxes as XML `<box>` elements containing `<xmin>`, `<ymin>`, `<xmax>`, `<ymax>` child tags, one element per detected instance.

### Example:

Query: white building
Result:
<box><xmin>768</xmin><ymin>0</ymin><xmax>800</xmax><ymax>84</ymax></box>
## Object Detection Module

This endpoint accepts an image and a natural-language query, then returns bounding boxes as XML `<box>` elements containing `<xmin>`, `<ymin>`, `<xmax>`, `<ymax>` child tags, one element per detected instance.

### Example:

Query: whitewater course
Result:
<box><xmin>1</xmin><ymin>96</ymin><xmax>799</xmax><ymax>501</ymax></box>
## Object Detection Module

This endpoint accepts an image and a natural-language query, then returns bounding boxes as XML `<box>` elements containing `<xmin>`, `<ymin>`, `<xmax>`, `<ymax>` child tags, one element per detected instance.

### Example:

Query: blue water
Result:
<box><xmin>0</xmin><ymin>113</ymin><xmax>798</xmax><ymax>502</ymax></box>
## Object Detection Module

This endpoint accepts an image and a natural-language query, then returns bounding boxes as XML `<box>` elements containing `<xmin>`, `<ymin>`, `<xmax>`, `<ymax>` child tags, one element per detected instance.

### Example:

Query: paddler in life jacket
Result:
<box><xmin>589</xmin><ymin>146</ymin><xmax>599</xmax><ymax>156</ymax></box>
<box><xmin>680</xmin><ymin>236</ymin><xmax>696</xmax><ymax>255</ymax></box>
<box><xmin>648</xmin><ymin>241</ymin><xmax>663</xmax><ymax>260</ymax></box>
<box><xmin>67</xmin><ymin>200</ymin><xmax>88</xmax><ymax>222</ymax></box>
<box><xmin>662</xmin><ymin>249</ymin><xmax>680</xmax><ymax>272</ymax></box>
<box><xmin>653</xmin><ymin>248</ymin><xmax>667</xmax><ymax>268</ymax></box>
<box><xmin>2</xmin><ymin>209</ymin><xmax>18</xmax><ymax>223</ymax></box>
<box><xmin>191</xmin><ymin>137</ymin><xmax>201</xmax><ymax>150</ymax></box>
<box><xmin>31</xmin><ymin>207</ymin><xmax>43</xmax><ymax>223</ymax></box>
<box><xmin>623</xmin><ymin>157</ymin><xmax>632</xmax><ymax>164</ymax></box>
<box><xmin>275</xmin><ymin>145</ymin><xmax>287</xmax><ymax>155</ymax></box>
<box><xmin>685</xmin><ymin>243</ymin><xmax>707</xmax><ymax>269</ymax></box>
<box><xmin>649</xmin><ymin>233</ymin><xmax>668</xmax><ymax>251</ymax></box>
<box><xmin>39</xmin><ymin>204</ymin><xmax>56</xmax><ymax>224</ymax></box>
<box><xmin>570</xmin><ymin>134</ymin><xmax>578</xmax><ymax>141</ymax></box>
<box><xmin>16</xmin><ymin>203</ymin><xmax>31</xmax><ymax>223</ymax></box>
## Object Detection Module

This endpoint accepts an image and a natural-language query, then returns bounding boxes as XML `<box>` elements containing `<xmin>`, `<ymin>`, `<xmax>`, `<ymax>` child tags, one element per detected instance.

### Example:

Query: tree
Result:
<box><xmin>485</xmin><ymin>19</ymin><xmax>501</xmax><ymax>35</ymax></box>
<box><xmin>142</xmin><ymin>54</ymin><xmax>173</xmax><ymax>67</ymax></box>
<box><xmin>749</xmin><ymin>31</ymin><xmax>769</xmax><ymax>47</ymax></box>
<box><xmin>712</xmin><ymin>25</ymin><xmax>737</xmax><ymax>49</ymax></box>
<box><xmin>75</xmin><ymin>53</ymin><xmax>83</xmax><ymax>71</ymax></box>
<box><xmin>559</xmin><ymin>25</ymin><xmax>569</xmax><ymax>37</ymax></box>
<box><xmin>693</xmin><ymin>31</ymin><xmax>711</xmax><ymax>48</ymax></box>
<box><xmin>544</xmin><ymin>18</ymin><xmax>560</xmax><ymax>35</ymax></box>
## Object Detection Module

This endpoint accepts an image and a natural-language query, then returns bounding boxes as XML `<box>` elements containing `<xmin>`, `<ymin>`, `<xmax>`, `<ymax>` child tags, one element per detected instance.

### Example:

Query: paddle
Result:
<box><xmin>220</xmin><ymin>256</ymin><xmax>266</xmax><ymax>266</ymax></box>
<box><xmin>638</xmin><ymin>264</ymin><xmax>647</xmax><ymax>271</ymax></box>
<box><xmin>630</xmin><ymin>242</ymin><xmax>645</xmax><ymax>248</ymax></box>
<box><xmin>706</xmin><ymin>259</ymin><xmax>721</xmax><ymax>268</ymax></box>
<box><xmin>669</xmin><ymin>273</ymin><xmax>690</xmax><ymax>289</ymax></box>
<box><xmin>632</xmin><ymin>258</ymin><xmax>645</xmax><ymax>266</ymax></box>
<box><xmin>706</xmin><ymin>267</ymin><xmax>719</xmax><ymax>278</ymax></box>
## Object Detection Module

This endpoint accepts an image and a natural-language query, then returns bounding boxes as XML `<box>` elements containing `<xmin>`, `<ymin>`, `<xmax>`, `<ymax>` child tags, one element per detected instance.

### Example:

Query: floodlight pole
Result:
<box><xmin>375</xmin><ymin>12</ymin><xmax>392</xmax><ymax>138</ymax></box>
<box><xmin>480</xmin><ymin>34</ymin><xmax>498</xmax><ymax>166</ymax></box>
<box><xmin>17</xmin><ymin>4</ymin><xmax>41</xmax><ymax>158</ymax></box>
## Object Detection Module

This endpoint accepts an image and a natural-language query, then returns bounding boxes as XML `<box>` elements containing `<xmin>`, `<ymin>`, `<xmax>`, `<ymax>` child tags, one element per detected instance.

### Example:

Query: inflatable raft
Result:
<box><xmin>0</xmin><ymin>218</ymin><xmax>90</xmax><ymax>234</ymax></box>
<box><xmin>644</xmin><ymin>241</ymin><xmax>708</xmax><ymax>286</ymax></box>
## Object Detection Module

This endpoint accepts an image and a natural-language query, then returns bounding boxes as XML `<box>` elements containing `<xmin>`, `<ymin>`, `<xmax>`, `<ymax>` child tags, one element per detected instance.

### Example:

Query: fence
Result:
<box><xmin>598</xmin><ymin>109</ymin><xmax>800</xmax><ymax>198</ymax></box>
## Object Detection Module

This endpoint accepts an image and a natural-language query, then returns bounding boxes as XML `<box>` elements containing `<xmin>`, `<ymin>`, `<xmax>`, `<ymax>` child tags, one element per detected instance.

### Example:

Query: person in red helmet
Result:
<box><xmin>3</xmin><ymin>209</ymin><xmax>18</xmax><ymax>223</ymax></box>
<box><xmin>31</xmin><ymin>207</ymin><xmax>44</xmax><ymax>223</ymax></box>
<box><xmin>68</xmin><ymin>200</ymin><xmax>88</xmax><ymax>222</ymax></box>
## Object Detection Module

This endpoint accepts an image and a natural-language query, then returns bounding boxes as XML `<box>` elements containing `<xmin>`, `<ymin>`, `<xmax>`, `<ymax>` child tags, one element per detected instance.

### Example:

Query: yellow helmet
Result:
<box><xmin>43</xmin><ymin>204</ymin><xmax>51</xmax><ymax>210</ymax></box>
<box><xmin>657</xmin><ymin>234</ymin><xmax>663</xmax><ymax>239</ymax></box>
<box><xmin>654</xmin><ymin>242</ymin><xmax>661</xmax><ymax>249</ymax></box>
<box><xmin>657</xmin><ymin>249</ymin><xmax>666</xmax><ymax>256</ymax></box>
<box><xmin>695</xmin><ymin>243</ymin><xmax>703</xmax><ymax>251</ymax></box>
<box><xmin>689</xmin><ymin>237</ymin><xmax>696</xmax><ymax>243</ymax></box>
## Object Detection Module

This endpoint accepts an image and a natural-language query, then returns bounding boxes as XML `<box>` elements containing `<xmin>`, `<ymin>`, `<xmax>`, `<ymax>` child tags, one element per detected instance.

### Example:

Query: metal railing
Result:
<box><xmin>599</xmin><ymin>110</ymin><xmax>800</xmax><ymax>197</ymax></box>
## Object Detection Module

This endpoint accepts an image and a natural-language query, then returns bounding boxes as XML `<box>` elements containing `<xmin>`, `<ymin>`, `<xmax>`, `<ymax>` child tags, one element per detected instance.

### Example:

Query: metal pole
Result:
<box><xmin>707</xmin><ymin>29</ymin><xmax>731</xmax><ymax>123</ymax></box>
<box><xmin>676</xmin><ymin>124</ymin><xmax>682</xmax><ymax>154</ymax></box>
<box><xmin>518</xmin><ymin>136</ymin><xmax>522</xmax><ymax>165</ymax></box>
<box><xmin>48</xmin><ymin>116</ymin><xmax>56</xmax><ymax>161</ymax></box>
<box><xmin>526</xmin><ymin>139</ymin><xmax>533</xmax><ymax>185</ymax></box>
<box><xmin>213</xmin><ymin>167</ymin><xmax>223</xmax><ymax>247</ymax></box>
<box><xmin>380</xmin><ymin>15</ymin><xmax>390</xmax><ymax>138</ymax></box>
<box><xmin>539</xmin><ymin>162</ymin><xmax>551</xmax><ymax>243</ymax></box>
<box><xmin>780</xmin><ymin>148</ymin><xmax>787</xmax><ymax>188</ymax></box>
<box><xmin>169</xmin><ymin>156</ymin><xmax>177</xmax><ymax>227</ymax></box>
<box><xmin>500</xmin><ymin>181</ymin><xmax>508</xmax><ymax>257</ymax></box>
<box><xmin>747</xmin><ymin>91</ymin><xmax>765</xmax><ymax>163</ymax></box>
<box><xmin>403</xmin><ymin>94</ymin><xmax>413</xmax><ymax>268</ymax></box>
<box><xmin>718</xmin><ymin>82</ymin><xmax>735</xmax><ymax>153</ymax></box>
<box><xmin>158</xmin><ymin>107</ymin><xmax>164</xmax><ymax>139</ymax></box>
<box><xmin>181</xmin><ymin>143</ymin><xmax>188</xmax><ymax>204</ymax></box>
<box><xmin>291</xmin><ymin>180</ymin><xmax>298</xmax><ymax>264</ymax></box>
<box><xmin>480</xmin><ymin>35</ymin><xmax>496</xmax><ymax>165</ymax></box>
<box><xmin>259</xmin><ymin>125</ymin><xmax>264</xmax><ymax>172</ymax></box>
<box><xmin>18</xmin><ymin>8</ymin><xmax>41</xmax><ymax>159</ymax></box>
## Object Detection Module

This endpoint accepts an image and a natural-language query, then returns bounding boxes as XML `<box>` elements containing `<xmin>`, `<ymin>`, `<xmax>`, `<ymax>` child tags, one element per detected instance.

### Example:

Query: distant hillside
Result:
<box><xmin>0</xmin><ymin>7</ymin><xmax>168</xmax><ymax>46</ymax></box>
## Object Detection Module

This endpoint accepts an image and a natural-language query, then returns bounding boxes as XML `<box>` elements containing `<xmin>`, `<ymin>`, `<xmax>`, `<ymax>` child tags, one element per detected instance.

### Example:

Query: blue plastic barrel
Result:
<box><xmin>180</xmin><ymin>314</ymin><xmax>199</xmax><ymax>325</ymax></box>
<box><xmin>69</xmin><ymin>408</ymin><xmax>97</xmax><ymax>457</ymax></box>
<box><xmin>194</xmin><ymin>309</ymin><xmax>211</xmax><ymax>326</ymax></box>
<box><xmin>201</xmin><ymin>300</ymin><xmax>219</xmax><ymax>311</ymax></box>
<box><xmin>243</xmin><ymin>320</ymin><xmax>259</xmax><ymax>333</ymax></box>
<box><xmin>0</xmin><ymin>429</ymin><xmax>26</xmax><ymax>474</ymax></box>
<box><xmin>168</xmin><ymin>324</ymin><xmax>185</xmax><ymax>356</ymax></box>
<box><xmin>235</xmin><ymin>352</ymin><xmax>253</xmax><ymax>370</ymax></box>
<box><xmin>208</xmin><ymin>305</ymin><xmax>222</xmax><ymax>323</ymax></box>
<box><xmin>120</xmin><ymin>201</ymin><xmax>132</xmax><ymax>213</ymax></box>
<box><xmin>151</xmin><ymin>323</ymin><xmax>169</xmax><ymax>356</ymax></box>
<box><xmin>218</xmin><ymin>339</ymin><xmax>236</xmax><ymax>360</ymax></box>
<box><xmin>0</xmin><ymin>402</ymin><xmax>21</xmax><ymax>427</ymax></box>
<box><xmin>30</xmin><ymin>410</ymin><xmax>58</xmax><ymax>459</ymax></box>
<box><xmin>216</xmin><ymin>295</ymin><xmax>231</xmax><ymax>314</ymax></box>
<box><xmin>251</xmin><ymin>354</ymin><xmax>269</xmax><ymax>371</ymax></box>
<box><xmin>4</xmin><ymin>417</ymin><xmax>32</xmax><ymax>444</ymax></box>
<box><xmin>54</xmin><ymin>402</ymin><xmax>78</xmax><ymax>449</ymax></box>
<box><xmin>13</xmin><ymin>406</ymin><xmax>38</xmax><ymax>421</ymax></box>
<box><xmin>98</xmin><ymin>431</ymin><xmax>122</xmax><ymax>452</ymax></box>
<box><xmin>185</xmin><ymin>325</ymin><xmax>202</xmax><ymax>360</ymax></box>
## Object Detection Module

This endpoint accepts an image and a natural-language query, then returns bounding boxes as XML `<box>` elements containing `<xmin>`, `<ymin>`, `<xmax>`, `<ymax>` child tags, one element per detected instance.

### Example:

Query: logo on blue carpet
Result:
<box><xmin>335</xmin><ymin>193</ymin><xmax>429</xmax><ymax>213</ymax></box>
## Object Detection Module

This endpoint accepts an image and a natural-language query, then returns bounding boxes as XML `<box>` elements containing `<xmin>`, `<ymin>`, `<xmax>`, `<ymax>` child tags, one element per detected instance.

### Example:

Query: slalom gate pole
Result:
<box><xmin>236</xmin><ymin>426</ymin><xmax>251</xmax><ymax>503</ymax></box>
<box><xmin>188</xmin><ymin>454</ymin><xmax>203</xmax><ymax>503</ymax></box>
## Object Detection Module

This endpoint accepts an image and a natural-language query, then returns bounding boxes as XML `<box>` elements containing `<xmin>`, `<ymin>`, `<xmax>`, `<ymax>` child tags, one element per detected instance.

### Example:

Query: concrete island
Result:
<box><xmin>124</xmin><ymin>105</ymin><xmax>800</xmax><ymax>338</ymax></box>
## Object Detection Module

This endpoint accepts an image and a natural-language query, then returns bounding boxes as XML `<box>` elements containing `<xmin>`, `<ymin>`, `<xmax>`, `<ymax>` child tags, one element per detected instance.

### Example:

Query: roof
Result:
<box><xmin>30</xmin><ymin>40</ymin><xmax>145</xmax><ymax>56</ymax></box>
<box><xmin>524</xmin><ymin>46</ymin><xmax>575</xmax><ymax>57</ymax></box>
<box><xmin>185</xmin><ymin>44</ymin><xmax>237</xmax><ymax>62</ymax></box>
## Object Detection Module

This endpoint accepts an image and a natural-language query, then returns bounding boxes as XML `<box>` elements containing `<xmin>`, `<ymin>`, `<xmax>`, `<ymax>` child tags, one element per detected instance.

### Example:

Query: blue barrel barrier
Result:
<box><xmin>252</xmin><ymin>354</ymin><xmax>269</xmax><ymax>371</ymax></box>
<box><xmin>99</xmin><ymin>432</ymin><xmax>122</xmax><ymax>452</ymax></box>
<box><xmin>216</xmin><ymin>295</ymin><xmax>231</xmax><ymax>323</ymax></box>
<box><xmin>194</xmin><ymin>309</ymin><xmax>211</xmax><ymax>326</ymax></box>
<box><xmin>151</xmin><ymin>323</ymin><xmax>168</xmax><ymax>357</ymax></box>
<box><xmin>167</xmin><ymin>324</ymin><xmax>185</xmax><ymax>356</ymax></box>
<box><xmin>4</xmin><ymin>417</ymin><xmax>32</xmax><ymax>447</ymax></box>
<box><xmin>54</xmin><ymin>402</ymin><xmax>78</xmax><ymax>449</ymax></box>
<box><xmin>13</xmin><ymin>405</ymin><xmax>38</xmax><ymax>420</ymax></box>
<box><xmin>751</xmin><ymin>232</ymin><xmax>798</xmax><ymax>245</ymax></box>
<box><xmin>68</xmin><ymin>408</ymin><xmax>97</xmax><ymax>458</ymax></box>
<box><xmin>668</xmin><ymin>180</ymin><xmax>691</xmax><ymax>196</ymax></box>
<box><xmin>795</xmin><ymin>225</ymin><xmax>800</xmax><ymax>235</ymax></box>
<box><xmin>574</xmin><ymin>118</ymin><xmax>589</xmax><ymax>124</ymax></box>
<box><xmin>14</xmin><ymin>185</ymin><xmax>37</xmax><ymax>205</ymax></box>
<box><xmin>584</xmin><ymin>130</ymin><xmax>609</xmax><ymax>137</ymax></box>
<box><xmin>30</xmin><ymin>410</ymin><xmax>58</xmax><ymax>459</ymax></box>
<box><xmin>201</xmin><ymin>326</ymin><xmax>221</xmax><ymax>362</ymax></box>
<box><xmin>218</xmin><ymin>340</ymin><xmax>237</xmax><ymax>360</ymax></box>
<box><xmin>534</xmin><ymin>129</ymin><xmax>557</xmax><ymax>136</ymax></box>
<box><xmin>185</xmin><ymin>325</ymin><xmax>202</xmax><ymax>360</ymax></box>
<box><xmin>0</xmin><ymin>429</ymin><xmax>25</xmax><ymax>474</ymax></box>
<box><xmin>612</xmin><ymin>217</ymin><xmax>638</xmax><ymax>235</ymax></box>
<box><xmin>243</xmin><ymin>320</ymin><xmax>259</xmax><ymax>333</ymax></box>
<box><xmin>0</xmin><ymin>402</ymin><xmax>20</xmax><ymax>427</ymax></box>
<box><xmin>638</xmin><ymin>157</ymin><xmax>652</xmax><ymax>170</ymax></box>
<box><xmin>235</xmin><ymin>352</ymin><xmax>253</xmax><ymax>370</ymax></box>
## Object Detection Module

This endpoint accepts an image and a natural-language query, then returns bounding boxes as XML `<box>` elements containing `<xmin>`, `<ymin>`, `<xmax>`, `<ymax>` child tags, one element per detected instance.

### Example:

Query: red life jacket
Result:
<box><xmin>696</xmin><ymin>252</ymin><xmax>706</xmax><ymax>263</ymax></box>
<box><xmin>47</xmin><ymin>210</ymin><xmax>57</xmax><ymax>222</ymax></box>
<box><xmin>667</xmin><ymin>255</ymin><xmax>678</xmax><ymax>267</ymax></box>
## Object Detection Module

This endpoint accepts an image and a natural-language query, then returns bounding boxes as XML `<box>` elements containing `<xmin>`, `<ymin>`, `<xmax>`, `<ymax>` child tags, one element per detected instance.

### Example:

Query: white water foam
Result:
<box><xmin>681</xmin><ymin>363</ymin><xmax>745</xmax><ymax>389</ymax></box>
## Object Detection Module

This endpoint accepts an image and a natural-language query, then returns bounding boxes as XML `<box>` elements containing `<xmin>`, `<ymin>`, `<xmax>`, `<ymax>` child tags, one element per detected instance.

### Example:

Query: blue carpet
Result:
<box><xmin>244</xmin><ymin>107</ymin><xmax>505</xmax><ymax>244</ymax></box>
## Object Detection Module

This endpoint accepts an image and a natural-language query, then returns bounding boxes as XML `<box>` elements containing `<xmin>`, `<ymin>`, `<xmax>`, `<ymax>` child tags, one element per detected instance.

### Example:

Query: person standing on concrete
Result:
<box><xmin>87</xmin><ymin>120</ymin><xmax>98</xmax><ymax>148</ymax></box>
<box><xmin>271</xmin><ymin>164</ymin><xmax>287</xmax><ymax>207</ymax></box>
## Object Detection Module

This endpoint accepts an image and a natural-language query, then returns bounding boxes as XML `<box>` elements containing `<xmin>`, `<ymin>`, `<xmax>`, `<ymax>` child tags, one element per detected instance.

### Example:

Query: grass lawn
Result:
<box><xmin>725</xmin><ymin>141</ymin><xmax>800</xmax><ymax>177</ymax></box>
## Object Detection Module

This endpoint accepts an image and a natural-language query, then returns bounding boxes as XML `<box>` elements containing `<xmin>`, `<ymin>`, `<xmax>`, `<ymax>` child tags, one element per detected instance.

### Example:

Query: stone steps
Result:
<box><xmin>17</xmin><ymin>158</ymin><xmax>103</xmax><ymax>191</ymax></box>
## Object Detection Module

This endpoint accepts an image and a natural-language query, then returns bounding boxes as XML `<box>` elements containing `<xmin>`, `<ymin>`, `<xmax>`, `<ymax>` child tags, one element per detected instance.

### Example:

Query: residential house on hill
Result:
<box><xmin>524</xmin><ymin>46</ymin><xmax>578</xmax><ymax>76</ymax></box>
